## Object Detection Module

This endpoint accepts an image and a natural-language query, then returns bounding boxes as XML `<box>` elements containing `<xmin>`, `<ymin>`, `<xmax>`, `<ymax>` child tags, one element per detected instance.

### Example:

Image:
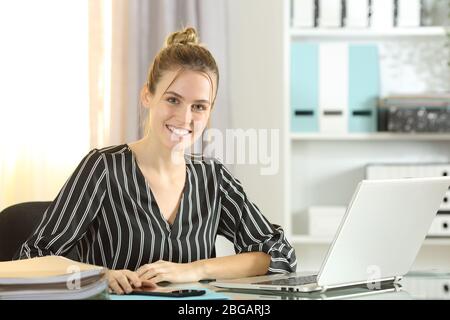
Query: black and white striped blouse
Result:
<box><xmin>18</xmin><ymin>144</ymin><xmax>297</xmax><ymax>274</ymax></box>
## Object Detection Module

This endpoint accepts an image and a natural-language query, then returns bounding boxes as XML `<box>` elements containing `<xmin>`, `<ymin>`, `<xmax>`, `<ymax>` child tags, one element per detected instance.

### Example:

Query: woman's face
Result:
<box><xmin>145</xmin><ymin>69</ymin><xmax>214</xmax><ymax>151</ymax></box>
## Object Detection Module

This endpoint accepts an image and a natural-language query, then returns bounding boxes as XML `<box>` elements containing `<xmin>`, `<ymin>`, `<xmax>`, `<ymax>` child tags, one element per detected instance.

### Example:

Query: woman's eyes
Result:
<box><xmin>167</xmin><ymin>97</ymin><xmax>179</xmax><ymax>104</ymax></box>
<box><xmin>192</xmin><ymin>104</ymin><xmax>207</xmax><ymax>112</ymax></box>
<box><xmin>166</xmin><ymin>97</ymin><xmax>207</xmax><ymax>112</ymax></box>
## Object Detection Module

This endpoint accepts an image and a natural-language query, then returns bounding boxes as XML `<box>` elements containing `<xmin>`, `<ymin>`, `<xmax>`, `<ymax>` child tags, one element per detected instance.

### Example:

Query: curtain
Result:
<box><xmin>89</xmin><ymin>0</ymin><xmax>133</xmax><ymax>148</ymax></box>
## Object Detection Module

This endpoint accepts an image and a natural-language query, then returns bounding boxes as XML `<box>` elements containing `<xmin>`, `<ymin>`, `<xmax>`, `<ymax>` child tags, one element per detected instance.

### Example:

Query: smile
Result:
<box><xmin>166</xmin><ymin>124</ymin><xmax>192</xmax><ymax>136</ymax></box>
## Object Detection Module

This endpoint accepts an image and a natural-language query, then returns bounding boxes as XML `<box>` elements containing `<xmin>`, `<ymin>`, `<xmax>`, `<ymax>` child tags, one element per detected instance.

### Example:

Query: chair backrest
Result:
<box><xmin>0</xmin><ymin>202</ymin><xmax>77</xmax><ymax>261</ymax></box>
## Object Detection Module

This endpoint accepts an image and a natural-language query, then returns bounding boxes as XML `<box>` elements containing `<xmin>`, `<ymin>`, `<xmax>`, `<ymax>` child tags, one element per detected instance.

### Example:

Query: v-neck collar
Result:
<box><xmin>126</xmin><ymin>144</ymin><xmax>190</xmax><ymax>234</ymax></box>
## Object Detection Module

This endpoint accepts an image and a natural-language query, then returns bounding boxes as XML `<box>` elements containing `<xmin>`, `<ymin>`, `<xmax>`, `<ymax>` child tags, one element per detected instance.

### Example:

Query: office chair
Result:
<box><xmin>0</xmin><ymin>201</ymin><xmax>78</xmax><ymax>261</ymax></box>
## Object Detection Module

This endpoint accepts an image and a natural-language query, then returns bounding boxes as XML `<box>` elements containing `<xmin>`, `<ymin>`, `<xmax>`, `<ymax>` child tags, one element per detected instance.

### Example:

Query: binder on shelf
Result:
<box><xmin>292</xmin><ymin>0</ymin><xmax>316</xmax><ymax>28</ymax></box>
<box><xmin>348</xmin><ymin>44</ymin><xmax>380</xmax><ymax>133</ymax></box>
<box><xmin>291</xmin><ymin>42</ymin><xmax>319</xmax><ymax>132</ymax></box>
<box><xmin>397</xmin><ymin>0</ymin><xmax>421</xmax><ymax>27</ymax></box>
<box><xmin>345</xmin><ymin>0</ymin><xmax>369</xmax><ymax>28</ymax></box>
<box><xmin>318</xmin><ymin>0</ymin><xmax>342</xmax><ymax>28</ymax></box>
<box><xmin>319</xmin><ymin>42</ymin><xmax>348</xmax><ymax>133</ymax></box>
<box><xmin>370</xmin><ymin>0</ymin><xmax>395</xmax><ymax>29</ymax></box>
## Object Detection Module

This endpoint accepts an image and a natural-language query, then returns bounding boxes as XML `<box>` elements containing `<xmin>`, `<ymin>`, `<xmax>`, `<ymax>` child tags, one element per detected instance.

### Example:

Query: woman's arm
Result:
<box><xmin>16</xmin><ymin>149</ymin><xmax>107</xmax><ymax>259</ymax></box>
<box><xmin>136</xmin><ymin>252</ymin><xmax>270</xmax><ymax>284</ymax></box>
<box><xmin>215</xmin><ymin>163</ymin><xmax>297</xmax><ymax>274</ymax></box>
<box><xmin>194</xmin><ymin>251</ymin><xmax>271</xmax><ymax>279</ymax></box>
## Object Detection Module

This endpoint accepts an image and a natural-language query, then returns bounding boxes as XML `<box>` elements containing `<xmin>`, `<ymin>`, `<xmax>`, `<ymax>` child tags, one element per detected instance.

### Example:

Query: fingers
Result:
<box><xmin>139</xmin><ymin>268</ymin><xmax>159</xmax><ymax>281</ymax></box>
<box><xmin>136</xmin><ymin>264</ymin><xmax>149</xmax><ymax>277</ymax></box>
<box><xmin>124</xmin><ymin>270</ymin><xmax>142</xmax><ymax>288</ymax></box>
<box><xmin>116</xmin><ymin>272</ymin><xmax>133</xmax><ymax>294</ymax></box>
<box><xmin>141</xmin><ymin>280</ymin><xmax>159</xmax><ymax>288</ymax></box>
<box><xmin>146</xmin><ymin>274</ymin><xmax>165</xmax><ymax>285</ymax></box>
<box><xmin>136</xmin><ymin>261</ymin><xmax>175</xmax><ymax>283</ymax></box>
<box><xmin>137</xmin><ymin>263</ymin><xmax>163</xmax><ymax>279</ymax></box>
<box><xmin>107</xmin><ymin>270</ymin><xmax>141</xmax><ymax>295</ymax></box>
<box><xmin>109</xmin><ymin>279</ymin><xmax>124</xmax><ymax>295</ymax></box>
<box><xmin>136</xmin><ymin>261</ymin><xmax>167</xmax><ymax>276</ymax></box>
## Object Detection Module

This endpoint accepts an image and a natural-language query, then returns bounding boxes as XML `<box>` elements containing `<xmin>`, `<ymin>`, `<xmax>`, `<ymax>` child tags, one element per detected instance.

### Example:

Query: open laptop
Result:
<box><xmin>211</xmin><ymin>177</ymin><xmax>450</xmax><ymax>293</ymax></box>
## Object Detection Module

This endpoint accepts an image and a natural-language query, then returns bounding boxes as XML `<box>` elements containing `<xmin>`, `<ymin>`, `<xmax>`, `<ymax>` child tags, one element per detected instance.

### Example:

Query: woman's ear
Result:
<box><xmin>140</xmin><ymin>85</ymin><xmax>152</xmax><ymax>109</ymax></box>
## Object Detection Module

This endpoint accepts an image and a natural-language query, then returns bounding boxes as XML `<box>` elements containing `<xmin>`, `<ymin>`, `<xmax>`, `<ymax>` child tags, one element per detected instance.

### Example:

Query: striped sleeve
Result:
<box><xmin>17</xmin><ymin>149</ymin><xmax>107</xmax><ymax>260</ymax></box>
<box><xmin>216</xmin><ymin>162</ymin><xmax>297</xmax><ymax>274</ymax></box>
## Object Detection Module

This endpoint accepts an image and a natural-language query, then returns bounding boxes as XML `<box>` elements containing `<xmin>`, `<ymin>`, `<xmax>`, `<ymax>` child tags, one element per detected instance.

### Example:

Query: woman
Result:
<box><xmin>18</xmin><ymin>27</ymin><xmax>297</xmax><ymax>294</ymax></box>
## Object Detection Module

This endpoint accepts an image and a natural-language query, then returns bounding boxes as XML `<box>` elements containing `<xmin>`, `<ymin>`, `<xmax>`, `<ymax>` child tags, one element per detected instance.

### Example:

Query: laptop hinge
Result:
<box><xmin>394</xmin><ymin>276</ymin><xmax>402</xmax><ymax>283</ymax></box>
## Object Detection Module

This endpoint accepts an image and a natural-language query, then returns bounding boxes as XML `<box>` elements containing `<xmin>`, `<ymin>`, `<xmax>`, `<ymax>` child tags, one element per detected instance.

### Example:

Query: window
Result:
<box><xmin>0</xmin><ymin>1</ymin><xmax>89</xmax><ymax>210</ymax></box>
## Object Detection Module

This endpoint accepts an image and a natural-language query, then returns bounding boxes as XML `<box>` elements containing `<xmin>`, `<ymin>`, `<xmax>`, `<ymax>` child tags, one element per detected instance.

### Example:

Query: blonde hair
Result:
<box><xmin>141</xmin><ymin>27</ymin><xmax>219</xmax><ymax>136</ymax></box>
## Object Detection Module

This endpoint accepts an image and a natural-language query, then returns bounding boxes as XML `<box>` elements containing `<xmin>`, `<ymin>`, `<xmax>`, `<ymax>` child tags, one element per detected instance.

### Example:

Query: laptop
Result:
<box><xmin>211</xmin><ymin>177</ymin><xmax>450</xmax><ymax>293</ymax></box>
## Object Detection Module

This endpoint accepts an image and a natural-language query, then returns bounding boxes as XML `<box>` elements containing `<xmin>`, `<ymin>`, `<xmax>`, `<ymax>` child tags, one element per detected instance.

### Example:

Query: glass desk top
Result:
<box><xmin>160</xmin><ymin>271</ymin><xmax>450</xmax><ymax>300</ymax></box>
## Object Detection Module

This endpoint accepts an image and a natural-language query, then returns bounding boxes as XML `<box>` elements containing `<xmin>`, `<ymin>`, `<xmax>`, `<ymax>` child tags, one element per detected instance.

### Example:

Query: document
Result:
<box><xmin>0</xmin><ymin>256</ymin><xmax>107</xmax><ymax>299</ymax></box>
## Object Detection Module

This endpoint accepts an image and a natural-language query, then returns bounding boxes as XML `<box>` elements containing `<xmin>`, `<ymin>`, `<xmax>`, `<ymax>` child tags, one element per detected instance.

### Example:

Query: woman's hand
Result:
<box><xmin>136</xmin><ymin>260</ymin><xmax>202</xmax><ymax>284</ymax></box>
<box><xmin>105</xmin><ymin>269</ymin><xmax>142</xmax><ymax>295</ymax></box>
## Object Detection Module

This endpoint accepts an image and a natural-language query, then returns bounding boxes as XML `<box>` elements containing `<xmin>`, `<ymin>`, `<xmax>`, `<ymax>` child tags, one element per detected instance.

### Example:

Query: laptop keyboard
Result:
<box><xmin>256</xmin><ymin>275</ymin><xmax>318</xmax><ymax>286</ymax></box>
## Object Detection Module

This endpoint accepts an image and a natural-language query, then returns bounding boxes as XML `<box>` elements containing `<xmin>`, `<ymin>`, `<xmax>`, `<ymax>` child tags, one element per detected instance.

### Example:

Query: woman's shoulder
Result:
<box><xmin>81</xmin><ymin>144</ymin><xmax>127</xmax><ymax>157</ymax></box>
<box><xmin>95</xmin><ymin>144</ymin><xmax>130</xmax><ymax>155</ymax></box>
<box><xmin>79</xmin><ymin>144</ymin><xmax>130</xmax><ymax>164</ymax></box>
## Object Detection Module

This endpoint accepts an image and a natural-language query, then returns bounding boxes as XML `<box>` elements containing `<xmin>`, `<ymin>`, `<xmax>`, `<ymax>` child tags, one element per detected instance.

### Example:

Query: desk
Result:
<box><xmin>110</xmin><ymin>271</ymin><xmax>450</xmax><ymax>300</ymax></box>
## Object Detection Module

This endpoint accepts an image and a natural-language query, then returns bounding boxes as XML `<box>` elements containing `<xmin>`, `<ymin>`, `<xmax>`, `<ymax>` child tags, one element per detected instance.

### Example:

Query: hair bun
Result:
<box><xmin>165</xmin><ymin>27</ymin><xmax>199</xmax><ymax>47</ymax></box>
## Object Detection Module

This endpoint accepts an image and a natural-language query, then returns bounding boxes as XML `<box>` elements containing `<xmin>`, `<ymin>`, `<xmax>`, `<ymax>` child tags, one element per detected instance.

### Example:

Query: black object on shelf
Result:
<box><xmin>378</xmin><ymin>106</ymin><xmax>450</xmax><ymax>133</ymax></box>
<box><xmin>377</xmin><ymin>95</ymin><xmax>450</xmax><ymax>133</ymax></box>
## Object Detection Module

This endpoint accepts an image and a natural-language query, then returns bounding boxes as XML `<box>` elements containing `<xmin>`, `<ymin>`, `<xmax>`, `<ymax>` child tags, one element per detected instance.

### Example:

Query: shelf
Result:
<box><xmin>292</xmin><ymin>235</ymin><xmax>450</xmax><ymax>246</ymax></box>
<box><xmin>290</xmin><ymin>133</ymin><xmax>450</xmax><ymax>141</ymax></box>
<box><xmin>290</xmin><ymin>27</ymin><xmax>448</xmax><ymax>39</ymax></box>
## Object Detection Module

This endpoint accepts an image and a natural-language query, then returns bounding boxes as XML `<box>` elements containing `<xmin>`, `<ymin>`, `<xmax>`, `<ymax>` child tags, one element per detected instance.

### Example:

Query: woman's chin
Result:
<box><xmin>164</xmin><ymin>138</ymin><xmax>193</xmax><ymax>151</ymax></box>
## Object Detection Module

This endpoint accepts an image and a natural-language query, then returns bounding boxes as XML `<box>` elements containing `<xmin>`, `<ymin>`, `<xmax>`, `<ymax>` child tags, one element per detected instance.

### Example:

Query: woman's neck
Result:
<box><xmin>130</xmin><ymin>134</ymin><xmax>186</xmax><ymax>176</ymax></box>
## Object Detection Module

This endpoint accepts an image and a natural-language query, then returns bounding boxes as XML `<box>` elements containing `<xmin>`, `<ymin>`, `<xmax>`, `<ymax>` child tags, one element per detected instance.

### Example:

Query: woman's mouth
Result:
<box><xmin>166</xmin><ymin>124</ymin><xmax>192</xmax><ymax>138</ymax></box>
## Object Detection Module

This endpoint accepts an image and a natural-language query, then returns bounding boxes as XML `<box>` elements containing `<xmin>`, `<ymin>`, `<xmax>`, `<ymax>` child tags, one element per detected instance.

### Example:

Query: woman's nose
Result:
<box><xmin>176</xmin><ymin>104</ymin><xmax>193</xmax><ymax>124</ymax></box>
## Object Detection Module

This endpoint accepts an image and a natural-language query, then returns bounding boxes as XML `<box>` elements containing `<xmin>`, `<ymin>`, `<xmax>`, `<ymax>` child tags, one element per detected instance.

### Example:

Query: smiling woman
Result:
<box><xmin>0</xmin><ymin>0</ymin><xmax>89</xmax><ymax>210</ymax></box>
<box><xmin>16</xmin><ymin>27</ymin><xmax>297</xmax><ymax>295</ymax></box>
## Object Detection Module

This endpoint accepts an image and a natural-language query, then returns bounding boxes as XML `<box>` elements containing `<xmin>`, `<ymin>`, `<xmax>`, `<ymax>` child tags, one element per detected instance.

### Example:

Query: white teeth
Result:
<box><xmin>167</xmin><ymin>125</ymin><xmax>191</xmax><ymax>136</ymax></box>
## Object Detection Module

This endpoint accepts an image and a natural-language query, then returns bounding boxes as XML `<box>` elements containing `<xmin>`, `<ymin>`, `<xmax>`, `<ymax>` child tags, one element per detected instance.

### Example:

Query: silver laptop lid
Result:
<box><xmin>317</xmin><ymin>177</ymin><xmax>450</xmax><ymax>288</ymax></box>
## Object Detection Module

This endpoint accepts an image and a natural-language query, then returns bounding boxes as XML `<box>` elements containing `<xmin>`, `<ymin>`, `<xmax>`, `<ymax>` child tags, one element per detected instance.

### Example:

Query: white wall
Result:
<box><xmin>226</xmin><ymin>0</ymin><xmax>287</xmax><ymax>228</ymax></box>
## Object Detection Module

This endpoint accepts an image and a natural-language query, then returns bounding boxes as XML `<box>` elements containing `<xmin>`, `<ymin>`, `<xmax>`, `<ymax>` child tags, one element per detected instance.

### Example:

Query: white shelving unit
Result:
<box><xmin>285</xmin><ymin>4</ymin><xmax>450</xmax><ymax>271</ymax></box>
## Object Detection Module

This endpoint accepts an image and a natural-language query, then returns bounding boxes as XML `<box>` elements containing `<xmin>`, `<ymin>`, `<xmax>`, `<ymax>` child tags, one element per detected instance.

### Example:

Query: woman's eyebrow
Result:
<box><xmin>165</xmin><ymin>91</ymin><xmax>210</xmax><ymax>104</ymax></box>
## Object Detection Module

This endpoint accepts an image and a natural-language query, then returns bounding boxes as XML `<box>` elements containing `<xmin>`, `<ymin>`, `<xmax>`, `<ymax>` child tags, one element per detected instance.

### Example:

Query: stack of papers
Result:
<box><xmin>0</xmin><ymin>256</ymin><xmax>107</xmax><ymax>300</ymax></box>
